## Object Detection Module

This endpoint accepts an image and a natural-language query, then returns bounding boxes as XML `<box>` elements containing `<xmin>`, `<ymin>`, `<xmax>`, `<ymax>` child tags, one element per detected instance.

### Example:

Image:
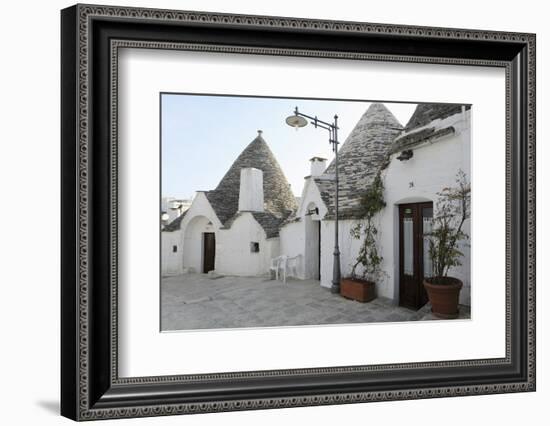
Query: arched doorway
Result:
<box><xmin>304</xmin><ymin>202</ymin><xmax>321</xmax><ymax>280</ymax></box>
<box><xmin>183</xmin><ymin>215</ymin><xmax>216</xmax><ymax>273</ymax></box>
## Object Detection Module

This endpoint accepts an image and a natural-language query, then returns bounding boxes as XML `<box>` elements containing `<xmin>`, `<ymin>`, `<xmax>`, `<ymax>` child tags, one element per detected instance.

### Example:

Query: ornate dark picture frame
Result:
<box><xmin>61</xmin><ymin>3</ymin><xmax>536</xmax><ymax>421</ymax></box>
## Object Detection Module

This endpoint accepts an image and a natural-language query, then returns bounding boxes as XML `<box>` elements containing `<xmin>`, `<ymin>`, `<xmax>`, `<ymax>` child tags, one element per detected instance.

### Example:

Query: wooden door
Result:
<box><xmin>398</xmin><ymin>202</ymin><xmax>433</xmax><ymax>310</ymax></box>
<box><xmin>202</xmin><ymin>232</ymin><xmax>216</xmax><ymax>273</ymax></box>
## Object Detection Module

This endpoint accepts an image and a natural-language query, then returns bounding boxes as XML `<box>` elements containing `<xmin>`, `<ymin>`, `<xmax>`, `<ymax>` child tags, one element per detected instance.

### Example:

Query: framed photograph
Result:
<box><xmin>61</xmin><ymin>4</ymin><xmax>536</xmax><ymax>421</ymax></box>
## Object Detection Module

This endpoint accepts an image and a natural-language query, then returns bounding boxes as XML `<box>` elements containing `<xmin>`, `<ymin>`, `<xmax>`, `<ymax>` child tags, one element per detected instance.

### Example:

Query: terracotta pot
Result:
<box><xmin>423</xmin><ymin>277</ymin><xmax>463</xmax><ymax>319</ymax></box>
<box><xmin>340</xmin><ymin>277</ymin><xmax>376</xmax><ymax>303</ymax></box>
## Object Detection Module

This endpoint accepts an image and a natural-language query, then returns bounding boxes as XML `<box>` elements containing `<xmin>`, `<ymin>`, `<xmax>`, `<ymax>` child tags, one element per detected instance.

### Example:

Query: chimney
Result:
<box><xmin>238</xmin><ymin>167</ymin><xmax>264</xmax><ymax>212</ymax></box>
<box><xmin>309</xmin><ymin>157</ymin><xmax>327</xmax><ymax>177</ymax></box>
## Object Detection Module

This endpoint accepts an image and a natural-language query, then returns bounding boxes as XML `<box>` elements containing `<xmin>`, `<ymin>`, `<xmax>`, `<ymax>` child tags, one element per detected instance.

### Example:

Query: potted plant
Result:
<box><xmin>341</xmin><ymin>173</ymin><xmax>386</xmax><ymax>303</ymax></box>
<box><xmin>424</xmin><ymin>170</ymin><xmax>471</xmax><ymax>318</ymax></box>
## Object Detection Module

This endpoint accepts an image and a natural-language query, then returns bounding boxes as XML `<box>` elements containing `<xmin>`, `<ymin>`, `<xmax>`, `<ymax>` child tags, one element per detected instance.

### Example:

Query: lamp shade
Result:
<box><xmin>285</xmin><ymin>114</ymin><xmax>307</xmax><ymax>129</ymax></box>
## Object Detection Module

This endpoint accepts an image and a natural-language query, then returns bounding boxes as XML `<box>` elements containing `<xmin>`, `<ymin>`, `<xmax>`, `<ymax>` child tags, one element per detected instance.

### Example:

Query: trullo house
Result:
<box><xmin>162</xmin><ymin>102</ymin><xmax>471</xmax><ymax>309</ymax></box>
<box><xmin>161</xmin><ymin>130</ymin><xmax>297</xmax><ymax>277</ymax></box>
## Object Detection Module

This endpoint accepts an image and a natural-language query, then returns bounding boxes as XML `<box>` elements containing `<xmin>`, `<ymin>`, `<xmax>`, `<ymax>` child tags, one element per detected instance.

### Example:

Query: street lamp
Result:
<box><xmin>285</xmin><ymin>106</ymin><xmax>342</xmax><ymax>294</ymax></box>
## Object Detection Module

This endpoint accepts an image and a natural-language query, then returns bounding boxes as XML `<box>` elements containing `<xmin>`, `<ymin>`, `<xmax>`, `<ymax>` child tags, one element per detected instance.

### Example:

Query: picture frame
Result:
<box><xmin>60</xmin><ymin>3</ymin><xmax>536</xmax><ymax>421</ymax></box>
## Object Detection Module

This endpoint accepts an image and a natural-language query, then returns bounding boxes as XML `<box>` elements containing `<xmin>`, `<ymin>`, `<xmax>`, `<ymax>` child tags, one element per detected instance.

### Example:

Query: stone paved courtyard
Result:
<box><xmin>161</xmin><ymin>273</ymin><xmax>470</xmax><ymax>331</ymax></box>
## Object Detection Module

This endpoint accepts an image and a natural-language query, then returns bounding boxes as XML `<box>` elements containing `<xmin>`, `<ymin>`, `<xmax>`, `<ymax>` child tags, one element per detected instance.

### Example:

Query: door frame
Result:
<box><xmin>398</xmin><ymin>202</ymin><xmax>433</xmax><ymax>309</ymax></box>
<box><xmin>202</xmin><ymin>232</ymin><xmax>216</xmax><ymax>273</ymax></box>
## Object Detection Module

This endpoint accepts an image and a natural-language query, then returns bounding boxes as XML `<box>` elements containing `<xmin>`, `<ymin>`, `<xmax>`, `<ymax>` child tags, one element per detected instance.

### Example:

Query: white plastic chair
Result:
<box><xmin>270</xmin><ymin>254</ymin><xmax>302</xmax><ymax>284</ymax></box>
<box><xmin>269</xmin><ymin>255</ymin><xmax>285</xmax><ymax>281</ymax></box>
<box><xmin>280</xmin><ymin>255</ymin><xmax>301</xmax><ymax>284</ymax></box>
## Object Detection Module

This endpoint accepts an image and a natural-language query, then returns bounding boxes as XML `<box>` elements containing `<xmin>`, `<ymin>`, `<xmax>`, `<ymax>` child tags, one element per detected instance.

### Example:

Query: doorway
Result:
<box><xmin>202</xmin><ymin>232</ymin><xmax>216</xmax><ymax>273</ymax></box>
<box><xmin>398</xmin><ymin>202</ymin><xmax>433</xmax><ymax>310</ymax></box>
<box><xmin>304</xmin><ymin>208</ymin><xmax>321</xmax><ymax>280</ymax></box>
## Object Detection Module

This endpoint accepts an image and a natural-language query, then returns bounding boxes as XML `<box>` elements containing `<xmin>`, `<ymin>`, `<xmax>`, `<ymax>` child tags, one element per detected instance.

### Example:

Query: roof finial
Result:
<box><xmin>257</xmin><ymin>129</ymin><xmax>263</xmax><ymax>136</ymax></box>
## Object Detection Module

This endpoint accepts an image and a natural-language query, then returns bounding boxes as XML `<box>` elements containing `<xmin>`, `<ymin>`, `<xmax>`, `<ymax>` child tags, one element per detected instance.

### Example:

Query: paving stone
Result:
<box><xmin>161</xmin><ymin>274</ymin><xmax>471</xmax><ymax>331</ymax></box>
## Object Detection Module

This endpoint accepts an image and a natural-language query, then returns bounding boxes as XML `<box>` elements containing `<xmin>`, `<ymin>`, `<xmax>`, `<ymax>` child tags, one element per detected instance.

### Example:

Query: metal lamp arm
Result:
<box><xmin>293</xmin><ymin>107</ymin><xmax>338</xmax><ymax>130</ymax></box>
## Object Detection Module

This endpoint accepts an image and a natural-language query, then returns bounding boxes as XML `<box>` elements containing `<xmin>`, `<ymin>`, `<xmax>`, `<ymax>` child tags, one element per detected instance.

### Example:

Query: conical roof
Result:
<box><xmin>205</xmin><ymin>132</ymin><xmax>297</xmax><ymax>226</ymax></box>
<box><xmin>315</xmin><ymin>103</ymin><xmax>403</xmax><ymax>219</ymax></box>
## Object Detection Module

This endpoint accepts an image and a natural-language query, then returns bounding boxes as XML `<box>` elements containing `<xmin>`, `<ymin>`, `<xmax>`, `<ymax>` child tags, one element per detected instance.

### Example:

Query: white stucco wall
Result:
<box><xmin>161</xmin><ymin>191</ymin><xmax>222</xmax><ymax>276</ymax></box>
<box><xmin>183</xmin><ymin>215</ymin><xmax>217</xmax><ymax>273</ymax></box>
<box><xmin>161</xmin><ymin>229</ymin><xmax>183</xmax><ymax>276</ymax></box>
<box><xmin>296</xmin><ymin>178</ymin><xmax>329</xmax><ymax>219</ymax></box>
<box><xmin>162</xmin><ymin>191</ymin><xmax>283</xmax><ymax>278</ymax></box>
<box><xmin>216</xmin><ymin>213</ymin><xmax>277</xmax><ymax>276</ymax></box>
<box><xmin>310</xmin><ymin>158</ymin><xmax>327</xmax><ymax>176</ymax></box>
<box><xmin>279</xmin><ymin>177</ymin><xmax>328</xmax><ymax>280</ymax></box>
<box><xmin>378</xmin><ymin>109</ymin><xmax>471</xmax><ymax>304</ymax></box>
<box><xmin>238</xmin><ymin>168</ymin><xmax>264</xmax><ymax>212</ymax></box>
<box><xmin>181</xmin><ymin>194</ymin><xmax>221</xmax><ymax>273</ymax></box>
<box><xmin>304</xmin><ymin>212</ymin><xmax>321</xmax><ymax>280</ymax></box>
<box><xmin>279</xmin><ymin>220</ymin><xmax>306</xmax><ymax>278</ymax></box>
<box><xmin>319</xmin><ymin>219</ymin><xmax>365</xmax><ymax>289</ymax></box>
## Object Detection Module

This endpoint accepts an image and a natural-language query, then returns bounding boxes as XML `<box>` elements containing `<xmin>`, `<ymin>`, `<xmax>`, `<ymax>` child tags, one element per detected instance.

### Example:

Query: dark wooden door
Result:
<box><xmin>202</xmin><ymin>232</ymin><xmax>216</xmax><ymax>273</ymax></box>
<box><xmin>399</xmin><ymin>202</ymin><xmax>433</xmax><ymax>310</ymax></box>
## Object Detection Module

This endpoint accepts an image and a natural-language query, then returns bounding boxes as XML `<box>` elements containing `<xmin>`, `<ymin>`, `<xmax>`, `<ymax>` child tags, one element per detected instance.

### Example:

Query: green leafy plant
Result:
<box><xmin>350</xmin><ymin>173</ymin><xmax>386</xmax><ymax>282</ymax></box>
<box><xmin>425</xmin><ymin>170</ymin><xmax>471</xmax><ymax>283</ymax></box>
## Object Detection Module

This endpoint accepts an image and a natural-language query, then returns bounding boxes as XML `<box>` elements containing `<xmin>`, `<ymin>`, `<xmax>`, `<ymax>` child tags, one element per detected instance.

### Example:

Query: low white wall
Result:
<box><xmin>161</xmin><ymin>229</ymin><xmax>183</xmax><ymax>276</ymax></box>
<box><xmin>216</xmin><ymin>213</ymin><xmax>274</xmax><ymax>276</ymax></box>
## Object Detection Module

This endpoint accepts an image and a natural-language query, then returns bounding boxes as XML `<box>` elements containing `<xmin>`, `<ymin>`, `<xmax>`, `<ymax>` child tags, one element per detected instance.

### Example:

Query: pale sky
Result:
<box><xmin>161</xmin><ymin>94</ymin><xmax>417</xmax><ymax>199</ymax></box>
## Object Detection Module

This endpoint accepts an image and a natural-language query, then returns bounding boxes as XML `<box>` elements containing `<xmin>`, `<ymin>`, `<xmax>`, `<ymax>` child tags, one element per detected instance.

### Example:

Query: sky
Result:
<box><xmin>161</xmin><ymin>94</ymin><xmax>417</xmax><ymax>199</ymax></box>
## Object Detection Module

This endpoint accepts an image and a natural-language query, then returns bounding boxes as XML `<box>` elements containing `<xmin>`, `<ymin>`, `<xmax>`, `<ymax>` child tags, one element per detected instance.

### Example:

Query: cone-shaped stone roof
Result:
<box><xmin>315</xmin><ymin>103</ymin><xmax>403</xmax><ymax>219</ymax></box>
<box><xmin>205</xmin><ymin>132</ymin><xmax>298</xmax><ymax>227</ymax></box>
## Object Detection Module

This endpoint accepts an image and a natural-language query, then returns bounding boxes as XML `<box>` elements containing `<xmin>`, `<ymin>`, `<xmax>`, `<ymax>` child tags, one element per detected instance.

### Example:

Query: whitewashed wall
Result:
<box><xmin>280</xmin><ymin>177</ymin><xmax>328</xmax><ymax>280</ymax></box>
<box><xmin>183</xmin><ymin>216</ymin><xmax>216</xmax><ymax>273</ymax></box>
<box><xmin>304</xmin><ymin>212</ymin><xmax>320</xmax><ymax>280</ymax></box>
<box><xmin>290</xmin><ymin>174</ymin><xmax>381</xmax><ymax>288</ymax></box>
<box><xmin>378</xmin><ymin>110</ymin><xmax>472</xmax><ymax>304</ymax></box>
<box><xmin>279</xmin><ymin>220</ymin><xmax>306</xmax><ymax>278</ymax></box>
<box><xmin>161</xmin><ymin>191</ymin><xmax>222</xmax><ymax>275</ymax></box>
<box><xmin>161</xmin><ymin>229</ymin><xmax>183</xmax><ymax>276</ymax></box>
<box><xmin>161</xmin><ymin>192</ymin><xmax>282</xmax><ymax>277</ymax></box>
<box><xmin>216</xmin><ymin>213</ymin><xmax>277</xmax><ymax>276</ymax></box>
<box><xmin>238</xmin><ymin>168</ymin><xmax>264</xmax><ymax>212</ymax></box>
<box><xmin>319</xmin><ymin>220</ymin><xmax>364</xmax><ymax>289</ymax></box>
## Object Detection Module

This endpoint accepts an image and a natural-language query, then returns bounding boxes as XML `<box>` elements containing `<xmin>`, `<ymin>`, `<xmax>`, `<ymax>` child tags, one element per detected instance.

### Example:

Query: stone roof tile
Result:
<box><xmin>163</xmin><ymin>210</ymin><xmax>187</xmax><ymax>232</ymax></box>
<box><xmin>206</xmin><ymin>132</ymin><xmax>297</xmax><ymax>233</ymax></box>
<box><xmin>251</xmin><ymin>211</ymin><xmax>292</xmax><ymax>238</ymax></box>
<box><xmin>315</xmin><ymin>103</ymin><xmax>403</xmax><ymax>219</ymax></box>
